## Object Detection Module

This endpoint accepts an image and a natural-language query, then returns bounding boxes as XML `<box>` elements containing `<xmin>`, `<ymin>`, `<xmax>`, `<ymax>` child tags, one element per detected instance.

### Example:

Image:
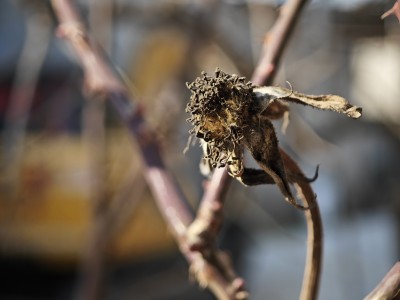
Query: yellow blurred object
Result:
<box><xmin>0</xmin><ymin>132</ymin><xmax>176</xmax><ymax>264</ymax></box>
<box><xmin>130</xmin><ymin>29</ymin><xmax>189</xmax><ymax>99</ymax></box>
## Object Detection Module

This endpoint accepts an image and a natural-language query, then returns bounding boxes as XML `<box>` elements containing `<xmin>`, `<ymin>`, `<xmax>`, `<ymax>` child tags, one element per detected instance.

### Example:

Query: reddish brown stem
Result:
<box><xmin>280</xmin><ymin>150</ymin><xmax>322</xmax><ymax>300</ymax></box>
<box><xmin>186</xmin><ymin>167</ymin><xmax>231</xmax><ymax>254</ymax></box>
<box><xmin>381</xmin><ymin>0</ymin><xmax>400</xmax><ymax>22</ymax></box>
<box><xmin>80</xmin><ymin>99</ymin><xmax>108</xmax><ymax>300</ymax></box>
<box><xmin>364</xmin><ymin>262</ymin><xmax>400</xmax><ymax>300</ymax></box>
<box><xmin>51</xmin><ymin>0</ymin><xmax>246</xmax><ymax>298</ymax></box>
<box><xmin>252</xmin><ymin>0</ymin><xmax>309</xmax><ymax>86</ymax></box>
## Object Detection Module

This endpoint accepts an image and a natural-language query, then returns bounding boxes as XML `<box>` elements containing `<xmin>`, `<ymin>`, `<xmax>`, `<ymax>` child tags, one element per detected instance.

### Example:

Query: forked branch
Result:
<box><xmin>51</xmin><ymin>0</ymin><xmax>247</xmax><ymax>299</ymax></box>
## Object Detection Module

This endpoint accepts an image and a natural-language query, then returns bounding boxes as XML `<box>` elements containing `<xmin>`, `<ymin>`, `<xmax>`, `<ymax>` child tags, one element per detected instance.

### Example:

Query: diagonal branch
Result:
<box><xmin>251</xmin><ymin>0</ymin><xmax>309</xmax><ymax>86</ymax></box>
<box><xmin>51</xmin><ymin>0</ymin><xmax>246</xmax><ymax>299</ymax></box>
<box><xmin>381</xmin><ymin>0</ymin><xmax>400</xmax><ymax>22</ymax></box>
<box><xmin>364</xmin><ymin>262</ymin><xmax>400</xmax><ymax>300</ymax></box>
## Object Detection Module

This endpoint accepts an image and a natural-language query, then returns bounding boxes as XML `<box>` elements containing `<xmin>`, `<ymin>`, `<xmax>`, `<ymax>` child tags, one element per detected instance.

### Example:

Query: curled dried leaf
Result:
<box><xmin>242</xmin><ymin>118</ymin><xmax>307</xmax><ymax>209</ymax></box>
<box><xmin>254</xmin><ymin>86</ymin><xmax>362</xmax><ymax>119</ymax></box>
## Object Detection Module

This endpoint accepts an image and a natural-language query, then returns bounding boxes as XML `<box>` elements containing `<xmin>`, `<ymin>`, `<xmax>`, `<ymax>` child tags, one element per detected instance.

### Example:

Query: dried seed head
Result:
<box><xmin>186</xmin><ymin>69</ymin><xmax>255</xmax><ymax>168</ymax></box>
<box><xmin>185</xmin><ymin>69</ymin><xmax>362</xmax><ymax>210</ymax></box>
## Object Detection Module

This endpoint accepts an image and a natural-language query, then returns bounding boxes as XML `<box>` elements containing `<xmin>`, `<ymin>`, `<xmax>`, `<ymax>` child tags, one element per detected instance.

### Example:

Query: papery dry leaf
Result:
<box><xmin>254</xmin><ymin>86</ymin><xmax>362</xmax><ymax>119</ymax></box>
<box><xmin>242</xmin><ymin>117</ymin><xmax>306</xmax><ymax>209</ymax></box>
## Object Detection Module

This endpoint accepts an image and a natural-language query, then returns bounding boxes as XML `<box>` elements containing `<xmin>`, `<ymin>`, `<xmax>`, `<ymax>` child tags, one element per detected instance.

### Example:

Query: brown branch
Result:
<box><xmin>186</xmin><ymin>167</ymin><xmax>232</xmax><ymax>254</ymax></box>
<box><xmin>78</xmin><ymin>2</ymin><xmax>114</xmax><ymax>298</ymax></box>
<box><xmin>251</xmin><ymin>0</ymin><xmax>309</xmax><ymax>86</ymax></box>
<box><xmin>381</xmin><ymin>0</ymin><xmax>400</xmax><ymax>23</ymax></box>
<box><xmin>280</xmin><ymin>150</ymin><xmax>322</xmax><ymax>300</ymax></box>
<box><xmin>51</xmin><ymin>0</ymin><xmax>246</xmax><ymax>299</ymax></box>
<box><xmin>79</xmin><ymin>99</ymin><xmax>108</xmax><ymax>300</ymax></box>
<box><xmin>364</xmin><ymin>262</ymin><xmax>400</xmax><ymax>300</ymax></box>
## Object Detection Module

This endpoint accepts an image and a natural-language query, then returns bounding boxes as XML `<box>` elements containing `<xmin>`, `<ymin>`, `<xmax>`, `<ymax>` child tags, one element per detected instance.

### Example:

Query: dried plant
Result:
<box><xmin>186</xmin><ymin>69</ymin><xmax>362</xmax><ymax>209</ymax></box>
<box><xmin>49</xmin><ymin>0</ymin><xmax>388</xmax><ymax>299</ymax></box>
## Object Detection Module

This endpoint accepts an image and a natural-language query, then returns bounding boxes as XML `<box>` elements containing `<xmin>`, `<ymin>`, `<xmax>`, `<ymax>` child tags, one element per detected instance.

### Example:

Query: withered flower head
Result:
<box><xmin>186</xmin><ymin>69</ymin><xmax>256</xmax><ymax>169</ymax></box>
<box><xmin>186</xmin><ymin>68</ymin><xmax>362</xmax><ymax>209</ymax></box>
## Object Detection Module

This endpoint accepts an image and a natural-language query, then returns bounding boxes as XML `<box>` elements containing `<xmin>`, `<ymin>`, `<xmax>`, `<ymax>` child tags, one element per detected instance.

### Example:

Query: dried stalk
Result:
<box><xmin>80</xmin><ymin>98</ymin><xmax>108</xmax><ymax>300</ymax></box>
<box><xmin>280</xmin><ymin>150</ymin><xmax>322</xmax><ymax>300</ymax></box>
<box><xmin>251</xmin><ymin>0</ymin><xmax>309</xmax><ymax>86</ymax></box>
<box><xmin>78</xmin><ymin>2</ymin><xmax>114</xmax><ymax>299</ymax></box>
<box><xmin>381</xmin><ymin>0</ymin><xmax>400</xmax><ymax>22</ymax></box>
<box><xmin>364</xmin><ymin>262</ymin><xmax>400</xmax><ymax>300</ymax></box>
<box><xmin>51</xmin><ymin>0</ymin><xmax>246</xmax><ymax>298</ymax></box>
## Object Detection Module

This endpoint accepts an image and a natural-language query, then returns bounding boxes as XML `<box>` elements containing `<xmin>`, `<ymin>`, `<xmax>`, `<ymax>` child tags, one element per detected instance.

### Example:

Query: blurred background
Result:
<box><xmin>0</xmin><ymin>0</ymin><xmax>399</xmax><ymax>299</ymax></box>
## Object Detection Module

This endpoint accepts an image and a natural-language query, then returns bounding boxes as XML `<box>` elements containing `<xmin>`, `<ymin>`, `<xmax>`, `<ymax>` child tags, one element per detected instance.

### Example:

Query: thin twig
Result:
<box><xmin>106</xmin><ymin>165</ymin><xmax>146</xmax><ymax>237</ymax></box>
<box><xmin>51</xmin><ymin>0</ymin><xmax>246</xmax><ymax>298</ymax></box>
<box><xmin>381</xmin><ymin>0</ymin><xmax>400</xmax><ymax>22</ymax></box>
<box><xmin>79</xmin><ymin>98</ymin><xmax>108</xmax><ymax>300</ymax></box>
<box><xmin>280</xmin><ymin>149</ymin><xmax>322</xmax><ymax>300</ymax></box>
<box><xmin>364</xmin><ymin>262</ymin><xmax>400</xmax><ymax>300</ymax></box>
<box><xmin>251</xmin><ymin>0</ymin><xmax>309</xmax><ymax>86</ymax></box>
<box><xmin>186</xmin><ymin>167</ymin><xmax>232</xmax><ymax>254</ymax></box>
<box><xmin>78</xmin><ymin>2</ymin><xmax>113</xmax><ymax>299</ymax></box>
<box><xmin>1</xmin><ymin>3</ymin><xmax>51</xmax><ymax>198</ymax></box>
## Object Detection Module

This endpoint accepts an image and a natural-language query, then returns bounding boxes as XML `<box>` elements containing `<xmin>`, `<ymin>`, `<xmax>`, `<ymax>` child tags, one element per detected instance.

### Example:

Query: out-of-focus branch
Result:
<box><xmin>78</xmin><ymin>2</ymin><xmax>114</xmax><ymax>299</ymax></box>
<box><xmin>80</xmin><ymin>98</ymin><xmax>108</xmax><ymax>300</ymax></box>
<box><xmin>364</xmin><ymin>262</ymin><xmax>400</xmax><ymax>300</ymax></box>
<box><xmin>381</xmin><ymin>0</ymin><xmax>400</xmax><ymax>22</ymax></box>
<box><xmin>251</xmin><ymin>0</ymin><xmax>309</xmax><ymax>86</ymax></box>
<box><xmin>1</xmin><ymin>3</ymin><xmax>51</xmax><ymax>197</ymax></box>
<box><xmin>280</xmin><ymin>150</ymin><xmax>322</xmax><ymax>300</ymax></box>
<box><xmin>51</xmin><ymin>0</ymin><xmax>246</xmax><ymax>298</ymax></box>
